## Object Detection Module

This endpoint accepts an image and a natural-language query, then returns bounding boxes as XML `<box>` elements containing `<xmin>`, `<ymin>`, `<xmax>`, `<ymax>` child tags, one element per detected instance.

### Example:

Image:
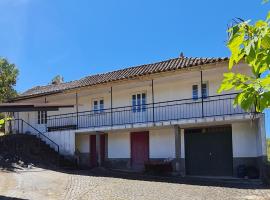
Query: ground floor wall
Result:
<box><xmin>31</xmin><ymin>117</ymin><xmax>266</xmax><ymax>177</ymax></box>
<box><xmin>42</xmin><ymin>130</ymin><xmax>75</xmax><ymax>156</ymax></box>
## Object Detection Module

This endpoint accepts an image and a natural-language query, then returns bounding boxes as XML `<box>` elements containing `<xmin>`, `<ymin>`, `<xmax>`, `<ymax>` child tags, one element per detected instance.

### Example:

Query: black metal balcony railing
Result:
<box><xmin>46</xmin><ymin>93</ymin><xmax>246</xmax><ymax>132</ymax></box>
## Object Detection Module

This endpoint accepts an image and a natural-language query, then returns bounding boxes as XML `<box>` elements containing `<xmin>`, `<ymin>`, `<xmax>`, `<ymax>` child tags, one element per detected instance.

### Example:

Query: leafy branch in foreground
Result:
<box><xmin>218</xmin><ymin>11</ymin><xmax>270</xmax><ymax>113</ymax></box>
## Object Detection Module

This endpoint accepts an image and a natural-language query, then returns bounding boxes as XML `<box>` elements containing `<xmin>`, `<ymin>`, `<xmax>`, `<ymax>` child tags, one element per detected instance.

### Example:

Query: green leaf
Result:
<box><xmin>261</xmin><ymin>35</ymin><xmax>270</xmax><ymax>48</ymax></box>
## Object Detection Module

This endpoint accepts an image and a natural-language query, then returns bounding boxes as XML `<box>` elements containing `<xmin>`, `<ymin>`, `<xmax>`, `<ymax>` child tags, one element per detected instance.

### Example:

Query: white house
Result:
<box><xmin>8</xmin><ymin>56</ymin><xmax>267</xmax><ymax>177</ymax></box>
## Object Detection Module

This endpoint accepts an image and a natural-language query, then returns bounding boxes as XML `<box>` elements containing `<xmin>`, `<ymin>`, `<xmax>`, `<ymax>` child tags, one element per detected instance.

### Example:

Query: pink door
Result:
<box><xmin>131</xmin><ymin>131</ymin><xmax>149</xmax><ymax>170</ymax></box>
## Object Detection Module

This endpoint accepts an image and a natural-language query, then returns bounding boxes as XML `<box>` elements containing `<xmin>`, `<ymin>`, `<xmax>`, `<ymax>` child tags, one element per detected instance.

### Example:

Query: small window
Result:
<box><xmin>132</xmin><ymin>93</ymin><xmax>146</xmax><ymax>112</ymax></box>
<box><xmin>38</xmin><ymin>111</ymin><xmax>47</xmax><ymax>124</ymax></box>
<box><xmin>202</xmin><ymin>83</ymin><xmax>208</xmax><ymax>99</ymax></box>
<box><xmin>192</xmin><ymin>85</ymin><xmax>198</xmax><ymax>100</ymax></box>
<box><xmin>93</xmin><ymin>99</ymin><xmax>104</xmax><ymax>113</ymax></box>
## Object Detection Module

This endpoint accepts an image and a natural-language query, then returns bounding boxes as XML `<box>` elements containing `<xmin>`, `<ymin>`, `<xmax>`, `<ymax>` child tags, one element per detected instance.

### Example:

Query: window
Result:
<box><xmin>202</xmin><ymin>83</ymin><xmax>208</xmax><ymax>99</ymax></box>
<box><xmin>192</xmin><ymin>85</ymin><xmax>199</xmax><ymax>100</ymax></box>
<box><xmin>38</xmin><ymin>111</ymin><xmax>47</xmax><ymax>124</ymax></box>
<box><xmin>132</xmin><ymin>93</ymin><xmax>146</xmax><ymax>112</ymax></box>
<box><xmin>192</xmin><ymin>83</ymin><xmax>208</xmax><ymax>100</ymax></box>
<box><xmin>93</xmin><ymin>99</ymin><xmax>104</xmax><ymax>113</ymax></box>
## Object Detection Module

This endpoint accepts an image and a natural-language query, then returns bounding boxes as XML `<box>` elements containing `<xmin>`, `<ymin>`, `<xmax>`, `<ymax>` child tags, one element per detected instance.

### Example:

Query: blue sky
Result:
<box><xmin>0</xmin><ymin>0</ymin><xmax>269</xmax><ymax>135</ymax></box>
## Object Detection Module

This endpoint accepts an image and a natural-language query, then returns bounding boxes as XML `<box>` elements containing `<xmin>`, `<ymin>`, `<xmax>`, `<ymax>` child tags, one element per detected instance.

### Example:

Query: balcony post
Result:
<box><xmin>110</xmin><ymin>86</ymin><xmax>113</xmax><ymax>126</ymax></box>
<box><xmin>152</xmin><ymin>79</ymin><xmax>155</xmax><ymax>122</ymax></box>
<box><xmin>76</xmin><ymin>92</ymin><xmax>79</xmax><ymax>129</ymax></box>
<box><xmin>200</xmin><ymin>70</ymin><xmax>204</xmax><ymax>118</ymax></box>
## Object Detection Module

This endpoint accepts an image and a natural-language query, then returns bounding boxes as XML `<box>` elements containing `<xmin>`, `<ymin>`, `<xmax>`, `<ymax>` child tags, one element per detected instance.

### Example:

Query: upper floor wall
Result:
<box><xmin>14</xmin><ymin>62</ymin><xmax>251</xmax><ymax>131</ymax></box>
<box><xmin>17</xmin><ymin>62</ymin><xmax>250</xmax><ymax>110</ymax></box>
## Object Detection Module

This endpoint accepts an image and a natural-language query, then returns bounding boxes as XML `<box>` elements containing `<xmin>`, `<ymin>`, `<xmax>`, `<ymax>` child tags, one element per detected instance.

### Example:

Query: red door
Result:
<box><xmin>131</xmin><ymin>131</ymin><xmax>149</xmax><ymax>170</ymax></box>
<box><xmin>90</xmin><ymin>134</ymin><xmax>106</xmax><ymax>167</ymax></box>
<box><xmin>90</xmin><ymin>135</ymin><xmax>97</xmax><ymax>167</ymax></box>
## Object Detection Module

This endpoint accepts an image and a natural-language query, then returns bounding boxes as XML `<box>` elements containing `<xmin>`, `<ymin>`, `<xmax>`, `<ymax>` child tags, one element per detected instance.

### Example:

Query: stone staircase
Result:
<box><xmin>0</xmin><ymin>133</ymin><xmax>76</xmax><ymax>170</ymax></box>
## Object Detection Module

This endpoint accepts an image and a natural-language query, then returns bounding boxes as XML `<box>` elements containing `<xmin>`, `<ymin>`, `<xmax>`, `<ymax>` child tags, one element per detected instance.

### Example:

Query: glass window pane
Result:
<box><xmin>93</xmin><ymin>100</ymin><xmax>98</xmax><ymax>113</ymax></box>
<box><xmin>192</xmin><ymin>85</ymin><xmax>198</xmax><ymax>100</ymax></box>
<box><xmin>202</xmin><ymin>83</ymin><xmax>208</xmax><ymax>98</ymax></box>
<box><xmin>132</xmin><ymin>95</ymin><xmax>136</xmax><ymax>112</ymax></box>
<box><xmin>38</xmin><ymin>111</ymin><xmax>40</xmax><ymax>124</ymax></box>
<box><xmin>137</xmin><ymin>94</ymin><xmax>141</xmax><ymax>112</ymax></box>
<box><xmin>142</xmin><ymin>93</ymin><xmax>146</xmax><ymax>111</ymax></box>
<box><xmin>100</xmin><ymin>100</ymin><xmax>104</xmax><ymax>112</ymax></box>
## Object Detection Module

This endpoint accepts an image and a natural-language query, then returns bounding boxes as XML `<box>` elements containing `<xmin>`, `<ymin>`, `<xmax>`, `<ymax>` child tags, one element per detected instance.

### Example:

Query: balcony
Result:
<box><xmin>45</xmin><ymin>93</ymin><xmax>248</xmax><ymax>132</ymax></box>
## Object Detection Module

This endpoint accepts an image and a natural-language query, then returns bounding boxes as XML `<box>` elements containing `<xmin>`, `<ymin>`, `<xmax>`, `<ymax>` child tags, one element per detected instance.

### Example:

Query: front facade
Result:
<box><xmin>9</xmin><ymin>57</ymin><xmax>267</xmax><ymax>177</ymax></box>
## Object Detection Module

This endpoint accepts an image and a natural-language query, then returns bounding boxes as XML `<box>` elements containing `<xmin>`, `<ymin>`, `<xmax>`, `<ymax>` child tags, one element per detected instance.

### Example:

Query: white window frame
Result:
<box><xmin>192</xmin><ymin>81</ymin><xmax>209</xmax><ymax>100</ymax></box>
<box><xmin>38</xmin><ymin>111</ymin><xmax>47</xmax><ymax>124</ymax></box>
<box><xmin>92</xmin><ymin>98</ymin><xmax>105</xmax><ymax>113</ymax></box>
<box><xmin>192</xmin><ymin>84</ymin><xmax>199</xmax><ymax>100</ymax></box>
<box><xmin>202</xmin><ymin>82</ymin><xmax>209</xmax><ymax>99</ymax></box>
<box><xmin>131</xmin><ymin>92</ymin><xmax>147</xmax><ymax>113</ymax></box>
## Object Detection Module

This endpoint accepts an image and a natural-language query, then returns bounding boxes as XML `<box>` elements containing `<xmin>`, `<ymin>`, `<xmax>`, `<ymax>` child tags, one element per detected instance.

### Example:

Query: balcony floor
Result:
<box><xmin>74</xmin><ymin>113</ymin><xmax>255</xmax><ymax>134</ymax></box>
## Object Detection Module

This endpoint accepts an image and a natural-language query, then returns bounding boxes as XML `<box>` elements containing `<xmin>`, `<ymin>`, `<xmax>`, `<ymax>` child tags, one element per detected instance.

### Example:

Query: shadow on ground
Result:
<box><xmin>50</xmin><ymin>167</ymin><xmax>270</xmax><ymax>190</ymax></box>
<box><xmin>0</xmin><ymin>196</ymin><xmax>27</xmax><ymax>200</ymax></box>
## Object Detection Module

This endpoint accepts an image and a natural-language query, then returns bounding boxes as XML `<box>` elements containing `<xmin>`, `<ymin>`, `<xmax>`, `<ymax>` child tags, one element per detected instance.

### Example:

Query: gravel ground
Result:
<box><xmin>0</xmin><ymin>168</ymin><xmax>270</xmax><ymax>200</ymax></box>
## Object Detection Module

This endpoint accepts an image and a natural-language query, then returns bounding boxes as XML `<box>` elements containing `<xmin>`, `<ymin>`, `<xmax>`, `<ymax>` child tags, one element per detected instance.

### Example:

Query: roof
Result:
<box><xmin>15</xmin><ymin>56</ymin><xmax>229</xmax><ymax>101</ymax></box>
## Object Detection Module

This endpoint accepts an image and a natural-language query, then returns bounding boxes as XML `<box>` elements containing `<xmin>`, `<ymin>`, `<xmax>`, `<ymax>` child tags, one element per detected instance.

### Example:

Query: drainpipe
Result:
<box><xmin>151</xmin><ymin>80</ymin><xmax>155</xmax><ymax>123</ymax></box>
<box><xmin>200</xmin><ymin>70</ymin><xmax>204</xmax><ymax>118</ymax></box>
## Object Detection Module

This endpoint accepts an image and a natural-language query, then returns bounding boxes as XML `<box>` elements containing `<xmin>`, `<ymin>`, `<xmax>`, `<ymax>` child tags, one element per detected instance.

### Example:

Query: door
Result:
<box><xmin>90</xmin><ymin>135</ymin><xmax>97</xmax><ymax>167</ymax></box>
<box><xmin>185</xmin><ymin>126</ymin><xmax>233</xmax><ymax>176</ymax></box>
<box><xmin>131</xmin><ymin>131</ymin><xmax>149</xmax><ymax>170</ymax></box>
<box><xmin>89</xmin><ymin>134</ymin><xmax>106</xmax><ymax>167</ymax></box>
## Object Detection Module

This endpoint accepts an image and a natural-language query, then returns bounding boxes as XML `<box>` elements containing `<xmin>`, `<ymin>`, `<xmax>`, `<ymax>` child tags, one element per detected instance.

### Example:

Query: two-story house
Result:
<box><xmin>7</xmin><ymin>56</ymin><xmax>267</xmax><ymax>177</ymax></box>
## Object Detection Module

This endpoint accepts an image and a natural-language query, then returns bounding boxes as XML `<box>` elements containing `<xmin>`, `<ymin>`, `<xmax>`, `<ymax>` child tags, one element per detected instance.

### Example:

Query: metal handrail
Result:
<box><xmin>11</xmin><ymin>119</ymin><xmax>60</xmax><ymax>154</ymax></box>
<box><xmin>47</xmin><ymin>93</ymin><xmax>239</xmax><ymax>119</ymax></box>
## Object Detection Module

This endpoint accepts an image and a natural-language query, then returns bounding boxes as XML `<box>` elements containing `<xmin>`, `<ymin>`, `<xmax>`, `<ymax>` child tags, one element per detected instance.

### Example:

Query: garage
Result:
<box><xmin>185</xmin><ymin>126</ymin><xmax>233</xmax><ymax>176</ymax></box>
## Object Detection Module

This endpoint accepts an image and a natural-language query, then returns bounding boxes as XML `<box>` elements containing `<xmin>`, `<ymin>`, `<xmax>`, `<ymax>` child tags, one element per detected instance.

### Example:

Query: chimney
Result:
<box><xmin>179</xmin><ymin>52</ymin><xmax>184</xmax><ymax>58</ymax></box>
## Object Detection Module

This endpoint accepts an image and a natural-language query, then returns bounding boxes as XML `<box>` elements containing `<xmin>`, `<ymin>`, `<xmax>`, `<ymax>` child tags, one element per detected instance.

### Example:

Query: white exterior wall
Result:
<box><xmin>75</xmin><ymin>134</ymin><xmax>89</xmax><ymax>153</ymax></box>
<box><xmin>149</xmin><ymin>127</ymin><xmax>175</xmax><ymax>158</ymax></box>
<box><xmin>42</xmin><ymin>130</ymin><xmax>75</xmax><ymax>156</ymax></box>
<box><xmin>232</xmin><ymin>121</ymin><xmax>258</xmax><ymax>158</ymax></box>
<box><xmin>108</xmin><ymin>132</ymin><xmax>130</xmax><ymax>158</ymax></box>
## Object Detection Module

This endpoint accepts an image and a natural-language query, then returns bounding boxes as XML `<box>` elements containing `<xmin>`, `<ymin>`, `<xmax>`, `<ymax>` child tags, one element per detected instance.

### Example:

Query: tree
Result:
<box><xmin>51</xmin><ymin>75</ymin><xmax>64</xmax><ymax>85</ymax></box>
<box><xmin>0</xmin><ymin>58</ymin><xmax>19</xmax><ymax>130</ymax></box>
<box><xmin>218</xmin><ymin>10</ymin><xmax>270</xmax><ymax>113</ymax></box>
<box><xmin>0</xmin><ymin>58</ymin><xmax>19</xmax><ymax>103</ymax></box>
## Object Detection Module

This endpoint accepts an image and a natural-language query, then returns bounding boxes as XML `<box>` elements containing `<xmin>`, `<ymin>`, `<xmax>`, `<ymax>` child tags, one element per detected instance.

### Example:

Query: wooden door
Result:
<box><xmin>131</xmin><ymin>131</ymin><xmax>149</xmax><ymax>170</ymax></box>
<box><xmin>90</xmin><ymin>135</ymin><xmax>97</xmax><ymax>167</ymax></box>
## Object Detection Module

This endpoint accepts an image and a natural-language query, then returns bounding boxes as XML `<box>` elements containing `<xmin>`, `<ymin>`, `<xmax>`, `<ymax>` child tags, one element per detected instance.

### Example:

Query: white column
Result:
<box><xmin>96</xmin><ymin>133</ymin><xmax>101</xmax><ymax>166</ymax></box>
<box><xmin>257</xmin><ymin>114</ymin><xmax>267</xmax><ymax>157</ymax></box>
<box><xmin>174</xmin><ymin>125</ymin><xmax>181</xmax><ymax>172</ymax></box>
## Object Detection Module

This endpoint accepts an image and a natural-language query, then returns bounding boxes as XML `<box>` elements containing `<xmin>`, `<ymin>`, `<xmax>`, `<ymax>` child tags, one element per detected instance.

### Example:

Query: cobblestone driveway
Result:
<box><xmin>1</xmin><ymin>168</ymin><xmax>270</xmax><ymax>200</ymax></box>
<box><xmin>63</xmin><ymin>170</ymin><xmax>270</xmax><ymax>200</ymax></box>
